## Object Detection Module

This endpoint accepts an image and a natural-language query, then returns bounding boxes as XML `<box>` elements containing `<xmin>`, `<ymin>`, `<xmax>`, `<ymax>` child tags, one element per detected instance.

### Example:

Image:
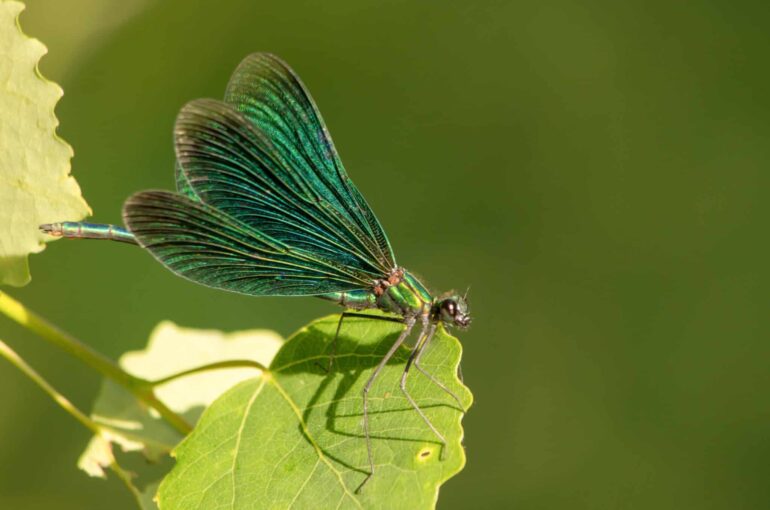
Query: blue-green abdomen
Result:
<box><xmin>319</xmin><ymin>289</ymin><xmax>377</xmax><ymax>310</ymax></box>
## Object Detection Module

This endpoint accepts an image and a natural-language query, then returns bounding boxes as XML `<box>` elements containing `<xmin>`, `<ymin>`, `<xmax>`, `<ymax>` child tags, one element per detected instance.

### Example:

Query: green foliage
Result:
<box><xmin>0</xmin><ymin>0</ymin><xmax>90</xmax><ymax>286</ymax></box>
<box><xmin>79</xmin><ymin>321</ymin><xmax>282</xmax><ymax>507</ymax></box>
<box><xmin>158</xmin><ymin>315</ymin><xmax>471</xmax><ymax>509</ymax></box>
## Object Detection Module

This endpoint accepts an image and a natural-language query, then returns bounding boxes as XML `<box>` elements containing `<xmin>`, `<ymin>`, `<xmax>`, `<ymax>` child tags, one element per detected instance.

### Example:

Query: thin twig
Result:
<box><xmin>0</xmin><ymin>336</ymin><xmax>100</xmax><ymax>433</ymax></box>
<box><xmin>149</xmin><ymin>359</ymin><xmax>268</xmax><ymax>387</ymax></box>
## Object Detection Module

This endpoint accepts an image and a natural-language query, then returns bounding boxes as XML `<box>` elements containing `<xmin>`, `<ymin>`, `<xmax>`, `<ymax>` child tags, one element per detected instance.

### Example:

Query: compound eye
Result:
<box><xmin>442</xmin><ymin>299</ymin><xmax>457</xmax><ymax>316</ymax></box>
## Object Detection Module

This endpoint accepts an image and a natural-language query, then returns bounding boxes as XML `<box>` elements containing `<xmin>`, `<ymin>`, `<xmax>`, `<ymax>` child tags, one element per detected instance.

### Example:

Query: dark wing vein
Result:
<box><xmin>221</xmin><ymin>53</ymin><xmax>395</xmax><ymax>268</ymax></box>
<box><xmin>175</xmin><ymin>98</ymin><xmax>389</xmax><ymax>279</ymax></box>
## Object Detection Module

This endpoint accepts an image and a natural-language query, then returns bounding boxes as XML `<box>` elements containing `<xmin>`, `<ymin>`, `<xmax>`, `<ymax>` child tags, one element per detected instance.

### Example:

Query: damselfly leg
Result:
<box><xmin>399</xmin><ymin>322</ymin><xmax>448</xmax><ymax>460</ymax></box>
<box><xmin>356</xmin><ymin>316</ymin><xmax>415</xmax><ymax>493</ymax></box>
<box><xmin>326</xmin><ymin>311</ymin><xmax>405</xmax><ymax>373</ymax></box>
<box><xmin>412</xmin><ymin>328</ymin><xmax>466</xmax><ymax>411</ymax></box>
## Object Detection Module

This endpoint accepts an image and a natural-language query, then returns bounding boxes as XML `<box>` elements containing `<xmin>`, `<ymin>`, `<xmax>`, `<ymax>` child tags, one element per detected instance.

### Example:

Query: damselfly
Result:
<box><xmin>42</xmin><ymin>53</ymin><xmax>470</xmax><ymax>491</ymax></box>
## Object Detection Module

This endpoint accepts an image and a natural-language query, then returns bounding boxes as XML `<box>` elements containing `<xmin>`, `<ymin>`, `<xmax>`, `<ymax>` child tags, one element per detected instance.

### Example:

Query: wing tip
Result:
<box><xmin>238</xmin><ymin>52</ymin><xmax>287</xmax><ymax>69</ymax></box>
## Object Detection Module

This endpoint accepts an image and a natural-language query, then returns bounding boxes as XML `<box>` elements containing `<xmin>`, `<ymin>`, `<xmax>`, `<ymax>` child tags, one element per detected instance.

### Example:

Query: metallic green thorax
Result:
<box><xmin>320</xmin><ymin>268</ymin><xmax>434</xmax><ymax>318</ymax></box>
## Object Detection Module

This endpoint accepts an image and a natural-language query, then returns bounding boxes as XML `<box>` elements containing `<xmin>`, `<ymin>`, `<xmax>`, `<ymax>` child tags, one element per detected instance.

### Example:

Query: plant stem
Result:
<box><xmin>109</xmin><ymin>461</ymin><xmax>149</xmax><ymax>509</ymax></box>
<box><xmin>0</xmin><ymin>336</ymin><xmax>100</xmax><ymax>434</ymax></box>
<box><xmin>0</xmin><ymin>291</ymin><xmax>134</xmax><ymax>386</ymax></box>
<box><xmin>0</xmin><ymin>337</ymin><xmax>158</xmax><ymax>506</ymax></box>
<box><xmin>132</xmin><ymin>385</ymin><xmax>193</xmax><ymax>435</ymax></box>
<box><xmin>0</xmin><ymin>290</ymin><xmax>192</xmax><ymax>434</ymax></box>
<box><xmin>149</xmin><ymin>359</ymin><xmax>268</xmax><ymax>387</ymax></box>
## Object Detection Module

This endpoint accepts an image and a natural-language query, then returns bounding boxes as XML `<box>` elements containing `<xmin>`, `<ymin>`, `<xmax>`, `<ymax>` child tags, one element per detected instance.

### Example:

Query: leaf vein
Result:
<box><xmin>230</xmin><ymin>378</ymin><xmax>266</xmax><ymax>506</ymax></box>
<box><xmin>269</xmin><ymin>376</ymin><xmax>362</xmax><ymax>509</ymax></box>
<box><xmin>287</xmin><ymin>459</ymin><xmax>319</xmax><ymax>509</ymax></box>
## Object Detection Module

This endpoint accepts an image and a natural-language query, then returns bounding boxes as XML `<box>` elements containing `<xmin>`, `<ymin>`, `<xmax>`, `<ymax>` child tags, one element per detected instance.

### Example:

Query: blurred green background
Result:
<box><xmin>2</xmin><ymin>0</ymin><xmax>769</xmax><ymax>508</ymax></box>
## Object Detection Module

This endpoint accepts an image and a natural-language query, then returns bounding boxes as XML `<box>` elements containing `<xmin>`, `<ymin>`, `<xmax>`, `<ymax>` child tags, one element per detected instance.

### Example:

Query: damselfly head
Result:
<box><xmin>435</xmin><ymin>293</ymin><xmax>471</xmax><ymax>328</ymax></box>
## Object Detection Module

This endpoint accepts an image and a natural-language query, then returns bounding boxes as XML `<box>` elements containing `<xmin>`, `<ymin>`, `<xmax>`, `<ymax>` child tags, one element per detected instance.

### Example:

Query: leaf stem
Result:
<box><xmin>109</xmin><ymin>461</ymin><xmax>148</xmax><ymax>509</ymax></box>
<box><xmin>149</xmin><ymin>359</ymin><xmax>268</xmax><ymax>387</ymax></box>
<box><xmin>0</xmin><ymin>291</ymin><xmax>134</xmax><ymax>385</ymax></box>
<box><xmin>0</xmin><ymin>291</ymin><xmax>192</xmax><ymax>435</ymax></box>
<box><xmin>0</xmin><ymin>336</ymin><xmax>100</xmax><ymax>434</ymax></box>
<box><xmin>0</xmin><ymin>336</ymin><xmax>159</xmax><ymax>507</ymax></box>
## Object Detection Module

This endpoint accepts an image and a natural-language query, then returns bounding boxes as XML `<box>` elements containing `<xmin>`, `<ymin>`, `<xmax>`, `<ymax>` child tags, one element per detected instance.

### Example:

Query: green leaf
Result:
<box><xmin>0</xmin><ymin>1</ymin><xmax>91</xmax><ymax>287</ymax></box>
<box><xmin>78</xmin><ymin>434</ymin><xmax>162</xmax><ymax>509</ymax></box>
<box><xmin>79</xmin><ymin>321</ymin><xmax>282</xmax><ymax>484</ymax></box>
<box><xmin>78</xmin><ymin>431</ymin><xmax>146</xmax><ymax>479</ymax></box>
<box><xmin>118</xmin><ymin>321</ymin><xmax>282</xmax><ymax>425</ymax></box>
<box><xmin>78</xmin><ymin>321</ymin><xmax>282</xmax><ymax>509</ymax></box>
<box><xmin>158</xmin><ymin>314</ymin><xmax>472</xmax><ymax>510</ymax></box>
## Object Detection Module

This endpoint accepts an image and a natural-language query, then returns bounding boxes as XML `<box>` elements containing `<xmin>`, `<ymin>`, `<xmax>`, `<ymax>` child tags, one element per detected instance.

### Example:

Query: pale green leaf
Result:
<box><xmin>0</xmin><ymin>0</ymin><xmax>91</xmax><ymax>286</ymax></box>
<box><xmin>79</xmin><ymin>321</ymin><xmax>282</xmax><ymax>475</ymax></box>
<box><xmin>78</xmin><ymin>433</ymin><xmax>161</xmax><ymax>509</ymax></box>
<box><xmin>120</xmin><ymin>321</ymin><xmax>282</xmax><ymax>417</ymax></box>
<box><xmin>78</xmin><ymin>431</ymin><xmax>144</xmax><ymax>479</ymax></box>
<box><xmin>158</xmin><ymin>314</ymin><xmax>472</xmax><ymax>510</ymax></box>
